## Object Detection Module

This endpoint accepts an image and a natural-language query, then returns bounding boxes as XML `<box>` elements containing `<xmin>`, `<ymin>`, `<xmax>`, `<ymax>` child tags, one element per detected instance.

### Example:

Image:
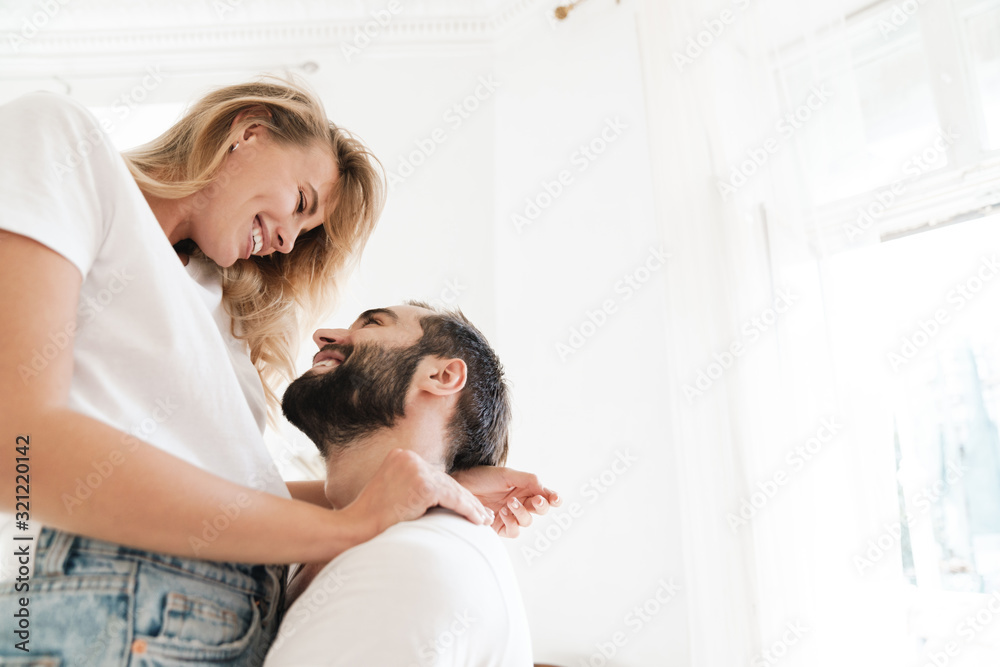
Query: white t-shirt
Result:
<box><xmin>0</xmin><ymin>92</ymin><xmax>290</xmax><ymax>579</ymax></box>
<box><xmin>264</xmin><ymin>508</ymin><xmax>534</xmax><ymax>667</ymax></box>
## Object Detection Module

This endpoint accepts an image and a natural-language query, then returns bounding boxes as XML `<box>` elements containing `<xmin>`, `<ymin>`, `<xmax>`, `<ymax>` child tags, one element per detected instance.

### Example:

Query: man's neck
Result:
<box><xmin>322</xmin><ymin>410</ymin><xmax>449</xmax><ymax>510</ymax></box>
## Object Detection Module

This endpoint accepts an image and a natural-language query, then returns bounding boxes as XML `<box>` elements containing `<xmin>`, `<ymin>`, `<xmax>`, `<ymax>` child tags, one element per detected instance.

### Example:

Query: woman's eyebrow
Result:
<box><xmin>308</xmin><ymin>183</ymin><xmax>319</xmax><ymax>216</ymax></box>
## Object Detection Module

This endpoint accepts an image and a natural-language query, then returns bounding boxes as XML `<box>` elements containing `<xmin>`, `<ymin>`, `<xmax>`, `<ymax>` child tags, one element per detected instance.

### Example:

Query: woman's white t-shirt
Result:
<box><xmin>0</xmin><ymin>93</ymin><xmax>291</xmax><ymax>548</ymax></box>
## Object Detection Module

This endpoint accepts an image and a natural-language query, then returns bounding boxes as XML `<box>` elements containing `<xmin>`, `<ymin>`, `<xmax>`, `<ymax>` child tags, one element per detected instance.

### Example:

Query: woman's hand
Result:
<box><xmin>452</xmin><ymin>466</ymin><xmax>561</xmax><ymax>538</ymax></box>
<box><xmin>341</xmin><ymin>449</ymin><xmax>495</xmax><ymax>539</ymax></box>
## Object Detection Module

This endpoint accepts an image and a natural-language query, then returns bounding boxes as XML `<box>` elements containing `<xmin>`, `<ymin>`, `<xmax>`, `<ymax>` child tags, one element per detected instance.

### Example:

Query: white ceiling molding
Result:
<box><xmin>0</xmin><ymin>0</ymin><xmax>552</xmax><ymax>76</ymax></box>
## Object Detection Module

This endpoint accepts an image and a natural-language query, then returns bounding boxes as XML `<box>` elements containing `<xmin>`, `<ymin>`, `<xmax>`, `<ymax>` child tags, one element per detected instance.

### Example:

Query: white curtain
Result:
<box><xmin>634</xmin><ymin>2</ymin><xmax>762</xmax><ymax>664</ymax></box>
<box><xmin>634</xmin><ymin>0</ymin><xmax>926</xmax><ymax>664</ymax></box>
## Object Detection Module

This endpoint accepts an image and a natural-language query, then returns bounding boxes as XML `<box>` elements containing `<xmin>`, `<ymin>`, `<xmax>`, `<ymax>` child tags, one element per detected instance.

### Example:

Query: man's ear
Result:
<box><xmin>416</xmin><ymin>357</ymin><xmax>467</xmax><ymax>396</ymax></box>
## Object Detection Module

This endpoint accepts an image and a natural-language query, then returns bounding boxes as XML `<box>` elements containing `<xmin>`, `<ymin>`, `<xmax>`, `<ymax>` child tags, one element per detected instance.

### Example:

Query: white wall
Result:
<box><xmin>492</xmin><ymin>4</ymin><xmax>683</xmax><ymax>665</ymax></box>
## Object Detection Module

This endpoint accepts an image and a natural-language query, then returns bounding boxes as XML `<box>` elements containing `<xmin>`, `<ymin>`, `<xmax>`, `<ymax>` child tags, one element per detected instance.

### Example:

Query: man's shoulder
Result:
<box><xmin>310</xmin><ymin>507</ymin><xmax>526</xmax><ymax>620</ymax></box>
<box><xmin>339</xmin><ymin>508</ymin><xmax>510</xmax><ymax>581</ymax></box>
<box><xmin>379</xmin><ymin>508</ymin><xmax>502</xmax><ymax>550</ymax></box>
<box><xmin>269</xmin><ymin>509</ymin><xmax>533</xmax><ymax>666</ymax></box>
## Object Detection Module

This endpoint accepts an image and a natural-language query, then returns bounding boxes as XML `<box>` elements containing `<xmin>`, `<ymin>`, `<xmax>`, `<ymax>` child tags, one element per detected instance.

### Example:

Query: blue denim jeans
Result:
<box><xmin>0</xmin><ymin>527</ymin><xmax>287</xmax><ymax>666</ymax></box>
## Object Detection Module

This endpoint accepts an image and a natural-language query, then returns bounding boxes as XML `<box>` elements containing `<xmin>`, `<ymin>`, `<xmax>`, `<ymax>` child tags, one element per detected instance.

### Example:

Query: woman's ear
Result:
<box><xmin>416</xmin><ymin>357</ymin><xmax>467</xmax><ymax>396</ymax></box>
<box><xmin>231</xmin><ymin>106</ymin><xmax>273</xmax><ymax>143</ymax></box>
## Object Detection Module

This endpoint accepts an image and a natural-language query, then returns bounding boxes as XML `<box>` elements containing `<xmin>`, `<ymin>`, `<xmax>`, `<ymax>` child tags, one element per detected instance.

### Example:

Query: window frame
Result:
<box><xmin>772</xmin><ymin>0</ymin><xmax>1000</xmax><ymax>257</ymax></box>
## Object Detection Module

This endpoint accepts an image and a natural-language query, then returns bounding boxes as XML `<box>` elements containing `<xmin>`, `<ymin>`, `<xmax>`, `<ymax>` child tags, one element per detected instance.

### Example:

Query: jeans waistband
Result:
<box><xmin>36</xmin><ymin>526</ymin><xmax>286</xmax><ymax>599</ymax></box>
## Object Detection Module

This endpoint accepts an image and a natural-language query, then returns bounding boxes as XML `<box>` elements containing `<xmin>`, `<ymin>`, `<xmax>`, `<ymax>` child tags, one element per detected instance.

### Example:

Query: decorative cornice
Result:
<box><xmin>0</xmin><ymin>0</ymin><xmax>549</xmax><ymax>61</ymax></box>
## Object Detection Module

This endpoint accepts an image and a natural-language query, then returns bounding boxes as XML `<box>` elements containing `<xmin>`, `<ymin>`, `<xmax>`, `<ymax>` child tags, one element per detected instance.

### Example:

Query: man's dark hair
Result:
<box><xmin>407</xmin><ymin>301</ymin><xmax>511</xmax><ymax>472</ymax></box>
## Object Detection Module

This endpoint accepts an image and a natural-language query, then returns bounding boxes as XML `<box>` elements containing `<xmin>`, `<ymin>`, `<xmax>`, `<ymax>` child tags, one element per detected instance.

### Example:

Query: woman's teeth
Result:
<box><xmin>252</xmin><ymin>218</ymin><xmax>263</xmax><ymax>254</ymax></box>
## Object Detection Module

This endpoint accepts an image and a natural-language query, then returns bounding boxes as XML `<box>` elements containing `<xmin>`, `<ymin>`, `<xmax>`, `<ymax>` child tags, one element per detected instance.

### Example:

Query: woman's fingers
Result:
<box><xmin>348</xmin><ymin>449</ymin><xmax>493</xmax><ymax>535</ymax></box>
<box><xmin>430</xmin><ymin>468</ymin><xmax>493</xmax><ymax>526</ymax></box>
<box><xmin>489</xmin><ymin>495</ymin><xmax>552</xmax><ymax>537</ymax></box>
<box><xmin>506</xmin><ymin>496</ymin><xmax>532</xmax><ymax>528</ymax></box>
<box><xmin>490</xmin><ymin>511</ymin><xmax>506</xmax><ymax>534</ymax></box>
<box><xmin>528</xmin><ymin>494</ymin><xmax>551</xmax><ymax>516</ymax></box>
<box><xmin>498</xmin><ymin>505</ymin><xmax>520</xmax><ymax>538</ymax></box>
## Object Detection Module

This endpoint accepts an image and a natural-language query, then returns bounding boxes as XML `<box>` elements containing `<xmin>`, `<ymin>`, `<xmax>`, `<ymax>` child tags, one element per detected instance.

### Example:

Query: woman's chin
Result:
<box><xmin>206</xmin><ymin>247</ymin><xmax>241</xmax><ymax>268</ymax></box>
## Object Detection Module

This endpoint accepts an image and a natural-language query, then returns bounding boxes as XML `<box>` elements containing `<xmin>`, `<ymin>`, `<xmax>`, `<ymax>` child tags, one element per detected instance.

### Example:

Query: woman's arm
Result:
<box><xmin>453</xmin><ymin>466</ymin><xmax>562</xmax><ymax>537</ymax></box>
<box><xmin>1</xmin><ymin>233</ymin><xmax>488</xmax><ymax>564</ymax></box>
<box><xmin>286</xmin><ymin>480</ymin><xmax>332</xmax><ymax>508</ymax></box>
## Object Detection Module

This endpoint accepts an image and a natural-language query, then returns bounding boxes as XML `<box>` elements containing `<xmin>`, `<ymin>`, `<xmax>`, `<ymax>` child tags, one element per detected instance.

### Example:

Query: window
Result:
<box><xmin>958</xmin><ymin>0</ymin><xmax>1000</xmax><ymax>150</ymax></box>
<box><xmin>773</xmin><ymin>0</ymin><xmax>1000</xmax><ymax>250</ymax></box>
<box><xmin>822</xmin><ymin>212</ymin><xmax>1000</xmax><ymax>657</ymax></box>
<box><xmin>895</xmin><ymin>335</ymin><xmax>1000</xmax><ymax>594</ymax></box>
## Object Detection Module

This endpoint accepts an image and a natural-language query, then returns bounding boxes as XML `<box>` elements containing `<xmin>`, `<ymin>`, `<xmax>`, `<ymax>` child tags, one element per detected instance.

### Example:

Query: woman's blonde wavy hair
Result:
<box><xmin>123</xmin><ymin>77</ymin><xmax>385</xmax><ymax>420</ymax></box>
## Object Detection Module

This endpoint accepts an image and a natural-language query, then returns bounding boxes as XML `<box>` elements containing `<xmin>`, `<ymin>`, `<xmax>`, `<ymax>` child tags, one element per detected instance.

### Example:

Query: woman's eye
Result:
<box><xmin>297</xmin><ymin>190</ymin><xmax>306</xmax><ymax>213</ymax></box>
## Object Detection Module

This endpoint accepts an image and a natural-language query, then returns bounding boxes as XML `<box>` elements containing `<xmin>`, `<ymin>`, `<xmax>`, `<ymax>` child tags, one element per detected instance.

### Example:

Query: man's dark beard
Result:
<box><xmin>281</xmin><ymin>342</ymin><xmax>425</xmax><ymax>457</ymax></box>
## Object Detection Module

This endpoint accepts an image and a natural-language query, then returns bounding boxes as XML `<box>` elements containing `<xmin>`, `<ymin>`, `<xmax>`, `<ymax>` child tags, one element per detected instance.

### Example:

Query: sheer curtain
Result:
<box><xmin>633</xmin><ymin>2</ymin><xmax>763</xmax><ymax>664</ymax></box>
<box><xmin>633</xmin><ymin>0</ymin><xmax>936</xmax><ymax>664</ymax></box>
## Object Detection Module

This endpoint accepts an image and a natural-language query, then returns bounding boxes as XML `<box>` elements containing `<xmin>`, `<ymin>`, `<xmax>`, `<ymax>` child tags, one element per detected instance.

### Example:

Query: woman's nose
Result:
<box><xmin>312</xmin><ymin>328</ymin><xmax>350</xmax><ymax>348</ymax></box>
<box><xmin>273</xmin><ymin>226</ymin><xmax>295</xmax><ymax>254</ymax></box>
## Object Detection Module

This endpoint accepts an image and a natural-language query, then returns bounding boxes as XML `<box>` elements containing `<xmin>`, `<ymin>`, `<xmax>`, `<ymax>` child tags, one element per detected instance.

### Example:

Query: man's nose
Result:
<box><xmin>312</xmin><ymin>328</ymin><xmax>350</xmax><ymax>348</ymax></box>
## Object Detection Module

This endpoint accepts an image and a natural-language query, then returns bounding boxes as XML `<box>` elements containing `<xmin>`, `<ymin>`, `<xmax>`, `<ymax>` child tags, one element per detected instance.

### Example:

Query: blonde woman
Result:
<box><xmin>0</xmin><ymin>79</ymin><xmax>555</xmax><ymax>665</ymax></box>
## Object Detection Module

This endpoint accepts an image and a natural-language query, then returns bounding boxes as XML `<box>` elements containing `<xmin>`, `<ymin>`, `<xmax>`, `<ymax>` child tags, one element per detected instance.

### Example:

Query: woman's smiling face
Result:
<box><xmin>188</xmin><ymin>125</ymin><xmax>338</xmax><ymax>267</ymax></box>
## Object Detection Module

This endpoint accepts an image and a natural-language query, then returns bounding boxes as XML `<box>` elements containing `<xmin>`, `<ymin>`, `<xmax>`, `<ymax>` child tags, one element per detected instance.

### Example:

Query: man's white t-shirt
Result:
<box><xmin>0</xmin><ymin>92</ymin><xmax>290</xmax><ymax>579</ymax></box>
<box><xmin>264</xmin><ymin>508</ymin><xmax>533</xmax><ymax>667</ymax></box>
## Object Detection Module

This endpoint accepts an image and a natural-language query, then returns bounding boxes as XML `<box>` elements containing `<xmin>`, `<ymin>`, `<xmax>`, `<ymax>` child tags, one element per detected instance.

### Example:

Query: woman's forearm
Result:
<box><xmin>3</xmin><ymin>407</ymin><xmax>371</xmax><ymax>564</ymax></box>
<box><xmin>286</xmin><ymin>479</ymin><xmax>333</xmax><ymax>508</ymax></box>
